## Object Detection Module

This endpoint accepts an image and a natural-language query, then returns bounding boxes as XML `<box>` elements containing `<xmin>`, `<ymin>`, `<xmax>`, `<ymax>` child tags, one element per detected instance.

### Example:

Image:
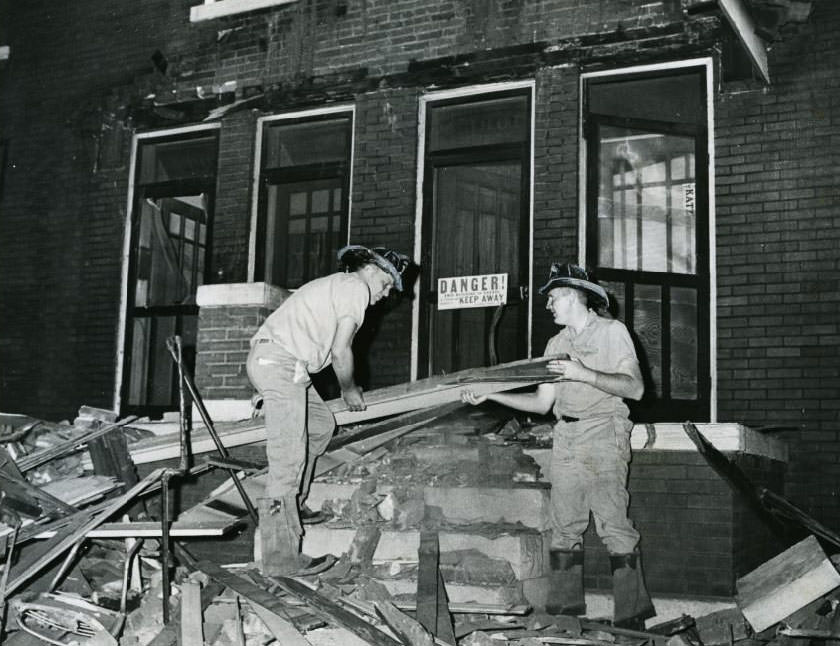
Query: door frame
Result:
<box><xmin>114</xmin><ymin>122</ymin><xmax>220</xmax><ymax>414</ymax></box>
<box><xmin>413</xmin><ymin>80</ymin><xmax>536</xmax><ymax>380</ymax></box>
<box><xmin>578</xmin><ymin>58</ymin><xmax>718</xmax><ymax>420</ymax></box>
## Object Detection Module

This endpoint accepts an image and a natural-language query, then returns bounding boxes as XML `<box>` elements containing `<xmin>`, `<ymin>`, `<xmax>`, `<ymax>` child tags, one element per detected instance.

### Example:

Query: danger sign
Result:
<box><xmin>437</xmin><ymin>273</ymin><xmax>508</xmax><ymax>310</ymax></box>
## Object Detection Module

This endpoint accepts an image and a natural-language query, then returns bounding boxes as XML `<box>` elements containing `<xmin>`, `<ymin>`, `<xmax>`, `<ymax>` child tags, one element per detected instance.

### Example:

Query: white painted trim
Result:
<box><xmin>113</xmin><ymin>123</ymin><xmax>221</xmax><ymax>415</ymax></box>
<box><xmin>195</xmin><ymin>282</ymin><xmax>289</xmax><ymax>308</ymax></box>
<box><xmin>718</xmin><ymin>0</ymin><xmax>770</xmax><ymax>84</ymax></box>
<box><xmin>190</xmin><ymin>0</ymin><xmax>298</xmax><ymax>23</ymax></box>
<box><xmin>579</xmin><ymin>58</ymin><xmax>717</xmax><ymax>421</ymax></box>
<box><xmin>413</xmin><ymin>80</ymin><xmax>537</xmax><ymax>380</ymax></box>
<box><xmin>247</xmin><ymin>104</ymin><xmax>356</xmax><ymax>283</ymax></box>
<box><xmin>705</xmin><ymin>60</ymin><xmax>718</xmax><ymax>422</ymax></box>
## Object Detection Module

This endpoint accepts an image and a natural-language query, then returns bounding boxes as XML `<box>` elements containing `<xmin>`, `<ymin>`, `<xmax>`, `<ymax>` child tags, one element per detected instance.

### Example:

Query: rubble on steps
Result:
<box><xmin>3</xmin><ymin>401</ymin><xmax>840</xmax><ymax>646</ymax></box>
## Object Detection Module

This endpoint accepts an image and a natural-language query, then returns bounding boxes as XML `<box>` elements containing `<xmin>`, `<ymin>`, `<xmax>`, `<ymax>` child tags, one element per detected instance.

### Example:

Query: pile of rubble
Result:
<box><xmin>2</xmin><ymin>372</ymin><xmax>840</xmax><ymax>645</ymax></box>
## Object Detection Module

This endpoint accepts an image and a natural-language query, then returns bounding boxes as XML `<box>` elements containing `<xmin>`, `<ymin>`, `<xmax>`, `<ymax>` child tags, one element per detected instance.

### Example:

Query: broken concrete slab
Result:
<box><xmin>307</xmin><ymin>481</ymin><xmax>549</xmax><ymax>530</ymax></box>
<box><xmin>300</xmin><ymin>526</ymin><xmax>548</xmax><ymax>580</ymax></box>
<box><xmin>373</xmin><ymin>577</ymin><xmax>526</xmax><ymax>607</ymax></box>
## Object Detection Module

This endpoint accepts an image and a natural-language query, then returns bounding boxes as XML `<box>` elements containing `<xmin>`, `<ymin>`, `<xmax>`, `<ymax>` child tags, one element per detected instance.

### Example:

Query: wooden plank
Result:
<box><xmin>736</xmin><ymin>535</ymin><xmax>840</xmax><ymax>633</ymax></box>
<box><xmin>193</xmin><ymin>560</ymin><xmax>322</xmax><ymax>640</ymax></box>
<box><xmin>331</xmin><ymin>356</ymin><xmax>556</xmax><ymax>425</ymax></box>
<box><xmin>31</xmin><ymin>519</ymin><xmax>241</xmax><ymax>539</ymax></box>
<box><xmin>374</xmin><ymin>601</ymin><xmax>434</xmax><ymax>646</ymax></box>
<box><xmin>5</xmin><ymin>468</ymin><xmax>164</xmax><ymax>596</ymax></box>
<box><xmin>268</xmin><ymin>574</ymin><xmax>402</xmax><ymax>646</ymax></box>
<box><xmin>416</xmin><ymin>531</ymin><xmax>456</xmax><ymax>643</ymax></box>
<box><xmin>180</xmin><ymin>578</ymin><xmax>204</xmax><ymax>646</ymax></box>
<box><xmin>146</xmin><ymin>581</ymin><xmax>225</xmax><ymax>646</ymax></box>
<box><xmin>251</xmin><ymin>604</ymin><xmax>313</xmax><ymax>646</ymax></box>
<box><xmin>16</xmin><ymin>416</ymin><xmax>138</xmax><ymax>472</ymax></box>
<box><xmin>719</xmin><ymin>0</ymin><xmax>770</xmax><ymax>83</ymax></box>
<box><xmin>128</xmin><ymin>361</ymin><xmax>535</xmax><ymax>465</ymax></box>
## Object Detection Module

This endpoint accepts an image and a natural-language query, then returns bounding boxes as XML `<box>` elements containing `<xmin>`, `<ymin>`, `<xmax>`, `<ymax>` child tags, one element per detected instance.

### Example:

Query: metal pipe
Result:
<box><xmin>165</xmin><ymin>337</ymin><xmax>258</xmax><ymax>525</ymax></box>
<box><xmin>48</xmin><ymin>540</ymin><xmax>84</xmax><ymax>592</ymax></box>
<box><xmin>160</xmin><ymin>470</ymin><xmax>173</xmax><ymax>624</ymax></box>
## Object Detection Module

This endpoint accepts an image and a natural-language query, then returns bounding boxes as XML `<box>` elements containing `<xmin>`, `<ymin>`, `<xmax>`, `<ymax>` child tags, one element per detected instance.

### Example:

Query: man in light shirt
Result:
<box><xmin>462</xmin><ymin>263</ymin><xmax>655</xmax><ymax>629</ymax></box>
<box><xmin>248</xmin><ymin>244</ymin><xmax>409</xmax><ymax>575</ymax></box>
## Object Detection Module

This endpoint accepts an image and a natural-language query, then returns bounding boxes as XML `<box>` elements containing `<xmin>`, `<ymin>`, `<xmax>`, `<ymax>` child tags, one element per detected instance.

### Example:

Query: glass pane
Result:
<box><xmin>265</xmin><ymin>178</ymin><xmax>345</xmax><ymax>289</ymax></box>
<box><xmin>127</xmin><ymin>316</ymin><xmax>176</xmax><ymax>406</ymax></box>
<box><xmin>670</xmin><ymin>287</ymin><xmax>698</xmax><ymax>399</ymax></box>
<box><xmin>311</xmin><ymin>216</ymin><xmax>328</xmax><ymax>233</ymax></box>
<box><xmin>597</xmin><ymin>126</ymin><xmax>696</xmax><ymax>275</ymax></box>
<box><xmin>588</xmin><ymin>71</ymin><xmax>704</xmax><ymax>125</ymax></box>
<box><xmin>600</xmin><ymin>280</ymin><xmax>625</xmax><ymax>321</ymax></box>
<box><xmin>263</xmin><ymin>117</ymin><xmax>350</xmax><ymax>169</ymax></box>
<box><xmin>138</xmin><ymin>135</ymin><xmax>217</xmax><ymax>184</ymax></box>
<box><xmin>634</xmin><ymin>284</ymin><xmax>662</xmax><ymax>398</ymax></box>
<box><xmin>311</xmin><ymin>189</ymin><xmax>329</xmax><ymax>213</ymax></box>
<box><xmin>429</xmin><ymin>95</ymin><xmax>528</xmax><ymax>152</ymax></box>
<box><xmin>134</xmin><ymin>196</ymin><xmax>208</xmax><ymax>307</ymax></box>
<box><xmin>289</xmin><ymin>192</ymin><xmax>307</xmax><ymax>216</ymax></box>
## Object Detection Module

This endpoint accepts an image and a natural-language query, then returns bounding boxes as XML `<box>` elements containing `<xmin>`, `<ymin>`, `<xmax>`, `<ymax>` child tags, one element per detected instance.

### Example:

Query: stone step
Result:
<box><xmin>373</xmin><ymin>577</ymin><xmax>526</xmax><ymax>607</ymax></box>
<box><xmin>308</xmin><ymin>481</ymin><xmax>549</xmax><ymax>530</ymax></box>
<box><xmin>301</xmin><ymin>525</ymin><xmax>549</xmax><ymax>581</ymax></box>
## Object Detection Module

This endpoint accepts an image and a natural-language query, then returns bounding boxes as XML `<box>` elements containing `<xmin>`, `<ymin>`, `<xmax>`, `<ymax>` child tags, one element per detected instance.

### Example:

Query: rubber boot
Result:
<box><xmin>545</xmin><ymin>549</ymin><xmax>586</xmax><ymax>616</ymax></box>
<box><xmin>258</xmin><ymin>495</ymin><xmax>302</xmax><ymax>576</ymax></box>
<box><xmin>610</xmin><ymin>552</ymin><xmax>655</xmax><ymax>630</ymax></box>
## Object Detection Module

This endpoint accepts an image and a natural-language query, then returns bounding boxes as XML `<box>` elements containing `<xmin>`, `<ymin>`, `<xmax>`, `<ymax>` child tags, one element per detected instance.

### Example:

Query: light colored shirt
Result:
<box><xmin>252</xmin><ymin>272</ymin><xmax>369</xmax><ymax>373</ymax></box>
<box><xmin>544</xmin><ymin>310</ymin><xmax>639</xmax><ymax>420</ymax></box>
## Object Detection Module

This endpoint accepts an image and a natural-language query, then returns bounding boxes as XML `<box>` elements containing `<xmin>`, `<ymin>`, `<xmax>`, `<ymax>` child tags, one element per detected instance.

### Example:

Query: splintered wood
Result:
<box><xmin>736</xmin><ymin>535</ymin><xmax>840</xmax><ymax>633</ymax></box>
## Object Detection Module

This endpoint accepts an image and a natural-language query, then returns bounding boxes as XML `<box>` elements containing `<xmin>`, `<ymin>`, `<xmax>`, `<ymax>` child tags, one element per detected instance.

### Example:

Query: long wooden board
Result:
<box><xmin>127</xmin><ymin>357</ymin><xmax>554</xmax><ymax>464</ymax></box>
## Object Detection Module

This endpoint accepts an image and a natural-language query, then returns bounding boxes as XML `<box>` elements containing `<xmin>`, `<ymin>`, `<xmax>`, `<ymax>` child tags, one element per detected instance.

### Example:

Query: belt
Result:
<box><xmin>560</xmin><ymin>415</ymin><xmax>580</xmax><ymax>423</ymax></box>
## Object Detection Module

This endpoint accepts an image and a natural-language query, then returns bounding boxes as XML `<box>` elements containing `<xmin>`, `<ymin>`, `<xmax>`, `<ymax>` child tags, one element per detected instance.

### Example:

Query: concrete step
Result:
<box><xmin>300</xmin><ymin>525</ymin><xmax>549</xmax><ymax>581</ymax></box>
<box><xmin>308</xmin><ymin>481</ymin><xmax>549</xmax><ymax>530</ymax></box>
<box><xmin>373</xmin><ymin>576</ymin><xmax>527</xmax><ymax>607</ymax></box>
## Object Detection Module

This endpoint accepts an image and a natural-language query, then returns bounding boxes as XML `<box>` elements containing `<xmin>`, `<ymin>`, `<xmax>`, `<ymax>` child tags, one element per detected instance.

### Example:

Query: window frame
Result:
<box><xmin>580</xmin><ymin>60</ymin><xmax>717</xmax><ymax>422</ymax></box>
<box><xmin>116</xmin><ymin>125</ymin><xmax>220</xmax><ymax>417</ymax></box>
<box><xmin>249</xmin><ymin>106</ymin><xmax>355</xmax><ymax>286</ymax></box>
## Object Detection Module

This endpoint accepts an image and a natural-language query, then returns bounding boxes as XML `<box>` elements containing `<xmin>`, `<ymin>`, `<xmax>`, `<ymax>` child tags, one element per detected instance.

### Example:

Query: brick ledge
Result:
<box><xmin>196</xmin><ymin>282</ymin><xmax>289</xmax><ymax>309</ymax></box>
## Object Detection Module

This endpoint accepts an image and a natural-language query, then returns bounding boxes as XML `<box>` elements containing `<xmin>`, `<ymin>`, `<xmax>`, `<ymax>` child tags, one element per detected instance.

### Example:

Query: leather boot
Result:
<box><xmin>258</xmin><ymin>495</ymin><xmax>302</xmax><ymax>576</ymax></box>
<box><xmin>545</xmin><ymin>549</ymin><xmax>586</xmax><ymax>616</ymax></box>
<box><xmin>610</xmin><ymin>552</ymin><xmax>655</xmax><ymax>630</ymax></box>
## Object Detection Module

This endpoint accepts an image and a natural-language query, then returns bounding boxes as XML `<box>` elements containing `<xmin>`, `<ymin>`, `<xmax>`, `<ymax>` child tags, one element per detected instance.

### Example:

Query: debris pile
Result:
<box><xmin>1</xmin><ymin>365</ymin><xmax>839</xmax><ymax>645</ymax></box>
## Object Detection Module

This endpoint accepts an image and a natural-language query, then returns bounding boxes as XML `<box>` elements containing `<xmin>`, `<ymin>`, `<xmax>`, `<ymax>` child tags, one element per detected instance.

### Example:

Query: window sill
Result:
<box><xmin>190</xmin><ymin>0</ymin><xmax>298</xmax><ymax>23</ymax></box>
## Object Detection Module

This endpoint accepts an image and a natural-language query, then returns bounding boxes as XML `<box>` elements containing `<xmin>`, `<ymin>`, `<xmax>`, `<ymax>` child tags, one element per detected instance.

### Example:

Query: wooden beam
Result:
<box><xmin>416</xmin><ymin>532</ymin><xmax>455</xmax><ymax>645</ymax></box>
<box><xmin>190</xmin><ymin>0</ymin><xmax>298</xmax><ymax>22</ymax></box>
<box><xmin>191</xmin><ymin>561</ymin><xmax>318</xmax><ymax>643</ymax></box>
<box><xmin>180</xmin><ymin>578</ymin><xmax>205</xmax><ymax>646</ymax></box>
<box><xmin>718</xmin><ymin>0</ymin><xmax>770</xmax><ymax>83</ymax></box>
<box><xmin>267</xmin><ymin>574</ymin><xmax>402</xmax><ymax>646</ymax></box>
<box><xmin>736</xmin><ymin>535</ymin><xmax>840</xmax><ymax>633</ymax></box>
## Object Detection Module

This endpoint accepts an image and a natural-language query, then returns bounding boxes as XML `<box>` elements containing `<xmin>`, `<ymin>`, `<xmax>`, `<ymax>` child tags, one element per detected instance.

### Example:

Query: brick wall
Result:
<box><xmin>582</xmin><ymin>451</ymin><xmax>788</xmax><ymax>597</ymax></box>
<box><xmin>714</xmin><ymin>0</ymin><xmax>840</xmax><ymax>529</ymax></box>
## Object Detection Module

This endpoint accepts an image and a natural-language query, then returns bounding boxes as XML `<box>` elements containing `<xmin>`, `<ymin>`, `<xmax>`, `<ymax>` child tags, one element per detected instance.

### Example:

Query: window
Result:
<box><xmin>585</xmin><ymin>68</ymin><xmax>710</xmax><ymax>421</ymax></box>
<box><xmin>255</xmin><ymin>113</ymin><xmax>352</xmax><ymax>289</ymax></box>
<box><xmin>123</xmin><ymin>129</ymin><xmax>218</xmax><ymax>416</ymax></box>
